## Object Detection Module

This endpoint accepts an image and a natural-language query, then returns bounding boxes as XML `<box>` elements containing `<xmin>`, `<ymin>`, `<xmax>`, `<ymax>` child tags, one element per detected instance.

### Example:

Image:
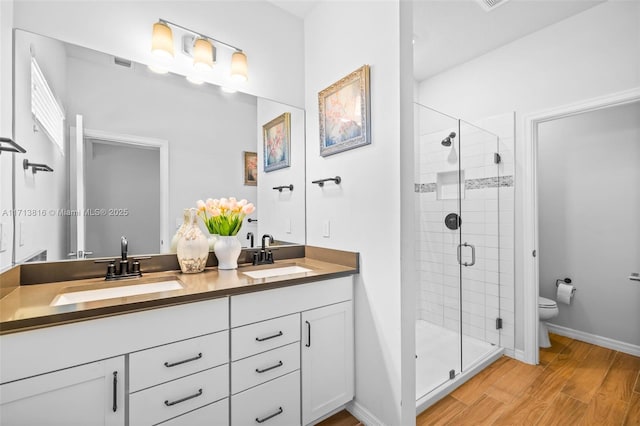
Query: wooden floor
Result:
<box><xmin>321</xmin><ymin>334</ymin><xmax>640</xmax><ymax>426</ymax></box>
<box><xmin>418</xmin><ymin>334</ymin><xmax>640</xmax><ymax>425</ymax></box>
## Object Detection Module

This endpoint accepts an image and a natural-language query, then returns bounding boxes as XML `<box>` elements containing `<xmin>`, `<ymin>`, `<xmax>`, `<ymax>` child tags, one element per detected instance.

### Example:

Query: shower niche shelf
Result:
<box><xmin>436</xmin><ymin>170</ymin><xmax>465</xmax><ymax>200</ymax></box>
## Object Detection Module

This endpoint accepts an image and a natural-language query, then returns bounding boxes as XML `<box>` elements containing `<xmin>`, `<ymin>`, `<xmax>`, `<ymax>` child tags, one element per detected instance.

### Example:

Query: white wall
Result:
<box><xmin>418</xmin><ymin>0</ymin><xmax>640</xmax><ymax>350</ymax></box>
<box><xmin>13</xmin><ymin>30</ymin><xmax>69</xmax><ymax>262</ymax></box>
<box><xmin>13</xmin><ymin>1</ymin><xmax>305</xmax><ymax>107</ymax></box>
<box><xmin>0</xmin><ymin>0</ymin><xmax>14</xmax><ymax>269</ymax></box>
<box><xmin>304</xmin><ymin>2</ymin><xmax>404</xmax><ymax>424</ymax></box>
<box><xmin>64</xmin><ymin>52</ymin><xmax>257</xmax><ymax>253</ymax></box>
<box><xmin>538</xmin><ymin>101</ymin><xmax>640</xmax><ymax>346</ymax></box>
<box><xmin>256</xmin><ymin>98</ymin><xmax>305</xmax><ymax>244</ymax></box>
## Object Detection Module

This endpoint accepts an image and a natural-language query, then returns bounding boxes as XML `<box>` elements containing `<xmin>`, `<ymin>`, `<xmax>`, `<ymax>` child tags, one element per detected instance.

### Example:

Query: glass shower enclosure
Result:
<box><xmin>414</xmin><ymin>103</ymin><xmax>504</xmax><ymax>404</ymax></box>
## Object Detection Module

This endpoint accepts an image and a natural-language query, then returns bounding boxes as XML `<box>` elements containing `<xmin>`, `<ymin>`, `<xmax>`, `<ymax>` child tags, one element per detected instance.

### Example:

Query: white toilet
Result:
<box><xmin>538</xmin><ymin>296</ymin><xmax>559</xmax><ymax>348</ymax></box>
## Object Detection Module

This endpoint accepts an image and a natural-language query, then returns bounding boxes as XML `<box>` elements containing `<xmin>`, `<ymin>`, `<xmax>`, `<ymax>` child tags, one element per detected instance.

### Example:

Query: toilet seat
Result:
<box><xmin>538</xmin><ymin>296</ymin><xmax>557</xmax><ymax>308</ymax></box>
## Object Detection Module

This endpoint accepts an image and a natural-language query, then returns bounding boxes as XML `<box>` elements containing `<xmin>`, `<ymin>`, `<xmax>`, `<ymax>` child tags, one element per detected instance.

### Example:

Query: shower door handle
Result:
<box><xmin>457</xmin><ymin>242</ymin><xmax>476</xmax><ymax>267</ymax></box>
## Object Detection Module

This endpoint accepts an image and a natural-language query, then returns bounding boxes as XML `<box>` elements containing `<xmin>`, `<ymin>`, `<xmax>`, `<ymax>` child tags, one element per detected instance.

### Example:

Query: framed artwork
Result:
<box><xmin>244</xmin><ymin>151</ymin><xmax>257</xmax><ymax>186</ymax></box>
<box><xmin>318</xmin><ymin>64</ymin><xmax>371</xmax><ymax>157</ymax></box>
<box><xmin>263</xmin><ymin>112</ymin><xmax>291</xmax><ymax>172</ymax></box>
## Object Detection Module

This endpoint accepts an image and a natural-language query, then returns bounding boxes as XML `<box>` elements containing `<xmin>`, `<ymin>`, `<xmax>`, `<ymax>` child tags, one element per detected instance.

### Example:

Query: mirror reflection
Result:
<box><xmin>12</xmin><ymin>29</ymin><xmax>306</xmax><ymax>263</ymax></box>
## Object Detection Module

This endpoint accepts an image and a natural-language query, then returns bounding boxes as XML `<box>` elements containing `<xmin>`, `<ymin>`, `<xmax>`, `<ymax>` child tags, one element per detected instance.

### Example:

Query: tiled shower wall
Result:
<box><xmin>415</xmin><ymin>112</ymin><xmax>515</xmax><ymax>353</ymax></box>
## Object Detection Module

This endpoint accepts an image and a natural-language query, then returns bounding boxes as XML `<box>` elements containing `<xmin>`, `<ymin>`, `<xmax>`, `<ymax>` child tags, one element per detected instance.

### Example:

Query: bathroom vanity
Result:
<box><xmin>0</xmin><ymin>247</ymin><xmax>357</xmax><ymax>426</ymax></box>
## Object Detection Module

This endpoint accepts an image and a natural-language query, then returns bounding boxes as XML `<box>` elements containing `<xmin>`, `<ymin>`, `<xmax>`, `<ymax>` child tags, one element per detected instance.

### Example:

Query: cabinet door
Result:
<box><xmin>0</xmin><ymin>357</ymin><xmax>125</xmax><ymax>426</ymax></box>
<box><xmin>301</xmin><ymin>301</ymin><xmax>354</xmax><ymax>425</ymax></box>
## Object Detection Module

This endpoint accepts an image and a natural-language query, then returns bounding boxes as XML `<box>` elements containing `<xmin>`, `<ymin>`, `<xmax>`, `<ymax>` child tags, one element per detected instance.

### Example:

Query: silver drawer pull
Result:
<box><xmin>164</xmin><ymin>388</ymin><xmax>203</xmax><ymax>406</ymax></box>
<box><xmin>255</xmin><ymin>360</ymin><xmax>283</xmax><ymax>373</ymax></box>
<box><xmin>164</xmin><ymin>352</ymin><xmax>203</xmax><ymax>368</ymax></box>
<box><xmin>255</xmin><ymin>331</ymin><xmax>283</xmax><ymax>342</ymax></box>
<box><xmin>255</xmin><ymin>407</ymin><xmax>283</xmax><ymax>423</ymax></box>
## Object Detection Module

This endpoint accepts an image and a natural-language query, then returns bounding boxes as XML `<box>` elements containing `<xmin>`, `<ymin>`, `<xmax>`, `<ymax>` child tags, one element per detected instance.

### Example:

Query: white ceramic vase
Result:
<box><xmin>207</xmin><ymin>233</ymin><xmax>219</xmax><ymax>251</ymax></box>
<box><xmin>214</xmin><ymin>235</ymin><xmax>242</xmax><ymax>270</ymax></box>
<box><xmin>176</xmin><ymin>208</ymin><xmax>209</xmax><ymax>273</ymax></box>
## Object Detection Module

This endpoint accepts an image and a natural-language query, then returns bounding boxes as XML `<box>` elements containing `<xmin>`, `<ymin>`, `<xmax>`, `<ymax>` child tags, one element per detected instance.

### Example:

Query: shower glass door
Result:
<box><xmin>414</xmin><ymin>104</ymin><xmax>462</xmax><ymax>399</ymax></box>
<box><xmin>458</xmin><ymin>120</ymin><xmax>501</xmax><ymax>373</ymax></box>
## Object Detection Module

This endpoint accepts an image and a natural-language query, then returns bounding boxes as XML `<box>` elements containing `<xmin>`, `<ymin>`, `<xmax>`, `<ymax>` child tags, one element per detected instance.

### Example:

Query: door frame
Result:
<box><xmin>76</xmin><ymin>128</ymin><xmax>170</xmax><ymax>255</ymax></box>
<box><xmin>521</xmin><ymin>87</ymin><xmax>640</xmax><ymax>365</ymax></box>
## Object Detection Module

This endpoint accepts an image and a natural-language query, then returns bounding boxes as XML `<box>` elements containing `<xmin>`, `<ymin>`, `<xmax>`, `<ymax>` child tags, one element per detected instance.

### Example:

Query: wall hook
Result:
<box><xmin>23</xmin><ymin>159</ymin><xmax>53</xmax><ymax>174</ymax></box>
<box><xmin>312</xmin><ymin>176</ymin><xmax>341</xmax><ymax>187</ymax></box>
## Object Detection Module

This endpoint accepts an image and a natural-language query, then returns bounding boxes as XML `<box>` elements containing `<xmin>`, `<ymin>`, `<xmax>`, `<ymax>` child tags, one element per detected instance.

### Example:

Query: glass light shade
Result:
<box><xmin>151</xmin><ymin>22</ymin><xmax>174</xmax><ymax>59</ymax></box>
<box><xmin>230</xmin><ymin>51</ymin><xmax>248</xmax><ymax>82</ymax></box>
<box><xmin>147</xmin><ymin>64</ymin><xmax>169</xmax><ymax>74</ymax></box>
<box><xmin>193</xmin><ymin>38</ymin><xmax>214</xmax><ymax>71</ymax></box>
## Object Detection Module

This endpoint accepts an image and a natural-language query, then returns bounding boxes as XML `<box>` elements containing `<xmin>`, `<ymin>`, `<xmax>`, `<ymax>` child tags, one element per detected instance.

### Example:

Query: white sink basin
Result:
<box><xmin>242</xmin><ymin>266</ymin><xmax>313</xmax><ymax>279</ymax></box>
<box><xmin>50</xmin><ymin>280</ymin><xmax>183</xmax><ymax>306</ymax></box>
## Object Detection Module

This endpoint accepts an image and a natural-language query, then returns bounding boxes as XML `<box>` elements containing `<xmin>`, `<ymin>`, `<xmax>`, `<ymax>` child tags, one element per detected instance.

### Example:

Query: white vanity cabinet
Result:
<box><xmin>0</xmin><ymin>356</ymin><xmax>125</xmax><ymax>426</ymax></box>
<box><xmin>230</xmin><ymin>277</ymin><xmax>353</xmax><ymax>425</ymax></box>
<box><xmin>301</xmin><ymin>301</ymin><xmax>354</xmax><ymax>425</ymax></box>
<box><xmin>0</xmin><ymin>298</ymin><xmax>229</xmax><ymax>426</ymax></box>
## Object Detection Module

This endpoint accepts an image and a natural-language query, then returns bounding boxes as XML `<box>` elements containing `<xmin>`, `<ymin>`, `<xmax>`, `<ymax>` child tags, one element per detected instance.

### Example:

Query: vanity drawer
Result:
<box><xmin>231</xmin><ymin>277</ymin><xmax>352</xmax><ymax>327</ymax></box>
<box><xmin>231</xmin><ymin>313</ymin><xmax>299</xmax><ymax>361</ymax></box>
<box><xmin>130</xmin><ymin>331</ymin><xmax>228</xmax><ymax>392</ymax></box>
<box><xmin>231</xmin><ymin>341</ymin><xmax>300</xmax><ymax>394</ymax></box>
<box><xmin>231</xmin><ymin>370</ymin><xmax>300</xmax><ymax>426</ymax></box>
<box><xmin>157</xmin><ymin>398</ymin><xmax>229</xmax><ymax>426</ymax></box>
<box><xmin>130</xmin><ymin>364</ymin><xmax>228</xmax><ymax>426</ymax></box>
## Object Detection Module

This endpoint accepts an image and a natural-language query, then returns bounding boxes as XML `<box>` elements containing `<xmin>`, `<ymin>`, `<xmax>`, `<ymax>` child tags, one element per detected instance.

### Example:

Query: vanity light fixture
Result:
<box><xmin>151</xmin><ymin>19</ymin><xmax>248</xmax><ymax>82</ymax></box>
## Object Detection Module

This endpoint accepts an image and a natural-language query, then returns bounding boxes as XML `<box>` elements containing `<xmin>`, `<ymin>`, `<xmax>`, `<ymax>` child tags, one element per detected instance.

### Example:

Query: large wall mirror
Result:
<box><xmin>12</xmin><ymin>29</ymin><xmax>306</xmax><ymax>264</ymax></box>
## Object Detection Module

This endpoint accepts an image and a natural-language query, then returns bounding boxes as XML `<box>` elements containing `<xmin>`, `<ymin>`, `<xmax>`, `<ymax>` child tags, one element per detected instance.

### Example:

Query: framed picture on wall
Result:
<box><xmin>318</xmin><ymin>64</ymin><xmax>371</xmax><ymax>157</ymax></box>
<box><xmin>263</xmin><ymin>112</ymin><xmax>291</xmax><ymax>172</ymax></box>
<box><xmin>244</xmin><ymin>151</ymin><xmax>257</xmax><ymax>186</ymax></box>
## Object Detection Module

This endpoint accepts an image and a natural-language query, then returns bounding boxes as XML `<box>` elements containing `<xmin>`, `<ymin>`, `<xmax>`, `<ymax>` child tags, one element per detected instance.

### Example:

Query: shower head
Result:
<box><xmin>441</xmin><ymin>131</ymin><xmax>456</xmax><ymax>147</ymax></box>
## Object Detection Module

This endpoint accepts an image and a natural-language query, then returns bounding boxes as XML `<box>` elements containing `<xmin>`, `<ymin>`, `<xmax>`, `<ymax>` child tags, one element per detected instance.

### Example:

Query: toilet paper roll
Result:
<box><xmin>557</xmin><ymin>282</ymin><xmax>574</xmax><ymax>305</ymax></box>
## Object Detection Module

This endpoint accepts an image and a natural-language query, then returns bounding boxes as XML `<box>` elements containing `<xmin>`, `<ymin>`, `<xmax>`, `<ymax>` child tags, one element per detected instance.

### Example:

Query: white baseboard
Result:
<box><xmin>547</xmin><ymin>323</ymin><xmax>640</xmax><ymax>357</ymax></box>
<box><xmin>503</xmin><ymin>347</ymin><xmax>528</xmax><ymax>363</ymax></box>
<box><xmin>347</xmin><ymin>400</ymin><xmax>384</xmax><ymax>426</ymax></box>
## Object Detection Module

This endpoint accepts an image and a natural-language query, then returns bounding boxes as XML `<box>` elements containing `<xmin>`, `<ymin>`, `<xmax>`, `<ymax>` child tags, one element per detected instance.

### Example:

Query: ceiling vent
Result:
<box><xmin>474</xmin><ymin>0</ymin><xmax>512</xmax><ymax>12</ymax></box>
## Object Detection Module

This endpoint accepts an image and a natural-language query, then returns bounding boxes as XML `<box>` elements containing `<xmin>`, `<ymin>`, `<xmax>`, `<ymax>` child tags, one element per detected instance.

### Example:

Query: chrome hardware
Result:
<box><xmin>255</xmin><ymin>360</ymin><xmax>283</xmax><ymax>373</ymax></box>
<box><xmin>164</xmin><ymin>353</ymin><xmax>203</xmax><ymax>368</ymax></box>
<box><xmin>164</xmin><ymin>389</ymin><xmax>203</xmax><ymax>406</ymax></box>
<box><xmin>255</xmin><ymin>407</ymin><xmax>283</xmax><ymax>423</ymax></box>
<box><xmin>255</xmin><ymin>331</ymin><xmax>283</xmax><ymax>342</ymax></box>
<box><xmin>457</xmin><ymin>242</ymin><xmax>476</xmax><ymax>267</ymax></box>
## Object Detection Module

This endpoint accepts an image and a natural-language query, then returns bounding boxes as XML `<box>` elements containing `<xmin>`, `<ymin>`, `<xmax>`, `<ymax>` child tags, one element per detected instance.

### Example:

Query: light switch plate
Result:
<box><xmin>322</xmin><ymin>220</ymin><xmax>330</xmax><ymax>238</ymax></box>
<box><xmin>285</xmin><ymin>218</ymin><xmax>292</xmax><ymax>234</ymax></box>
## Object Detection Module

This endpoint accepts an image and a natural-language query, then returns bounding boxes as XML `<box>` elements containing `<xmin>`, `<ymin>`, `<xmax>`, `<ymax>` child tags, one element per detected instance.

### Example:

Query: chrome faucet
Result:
<box><xmin>252</xmin><ymin>234</ymin><xmax>275</xmax><ymax>265</ymax></box>
<box><xmin>246</xmin><ymin>232</ymin><xmax>254</xmax><ymax>248</ymax></box>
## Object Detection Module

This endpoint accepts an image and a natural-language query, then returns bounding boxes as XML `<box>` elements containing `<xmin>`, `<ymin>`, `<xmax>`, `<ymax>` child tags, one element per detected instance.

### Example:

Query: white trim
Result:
<box><xmin>346</xmin><ymin>400</ymin><xmax>384</xmax><ymax>426</ymax></box>
<box><xmin>547</xmin><ymin>323</ymin><xmax>640</xmax><ymax>357</ymax></box>
<box><xmin>83</xmin><ymin>128</ymin><xmax>170</xmax><ymax>254</ymax></box>
<box><xmin>503</xmin><ymin>347</ymin><xmax>527</xmax><ymax>362</ymax></box>
<box><xmin>521</xmin><ymin>87</ymin><xmax>640</xmax><ymax>365</ymax></box>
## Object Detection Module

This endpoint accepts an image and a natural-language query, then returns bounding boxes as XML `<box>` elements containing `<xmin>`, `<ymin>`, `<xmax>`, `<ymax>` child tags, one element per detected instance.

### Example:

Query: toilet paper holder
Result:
<box><xmin>556</xmin><ymin>277</ymin><xmax>576</xmax><ymax>294</ymax></box>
